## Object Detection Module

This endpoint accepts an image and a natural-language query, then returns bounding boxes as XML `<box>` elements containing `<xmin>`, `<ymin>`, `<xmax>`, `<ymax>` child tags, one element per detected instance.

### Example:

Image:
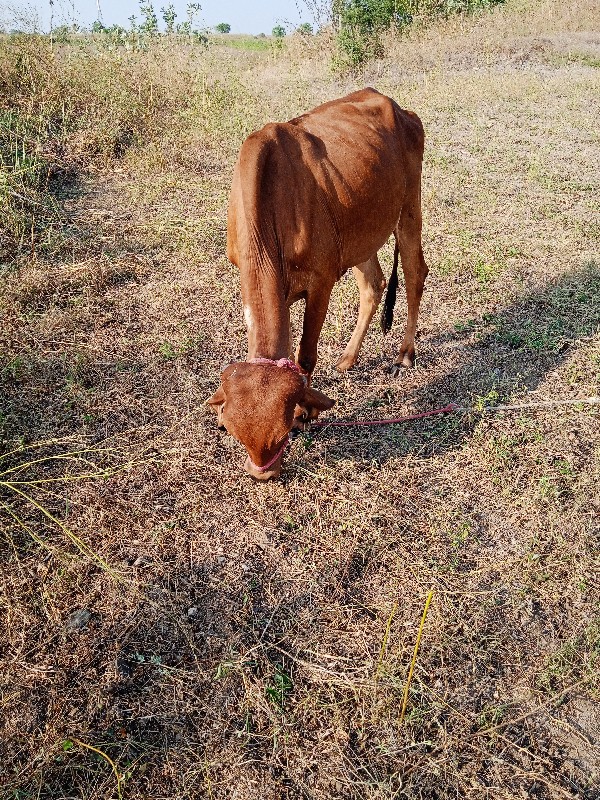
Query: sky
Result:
<box><xmin>4</xmin><ymin>0</ymin><xmax>319</xmax><ymax>34</ymax></box>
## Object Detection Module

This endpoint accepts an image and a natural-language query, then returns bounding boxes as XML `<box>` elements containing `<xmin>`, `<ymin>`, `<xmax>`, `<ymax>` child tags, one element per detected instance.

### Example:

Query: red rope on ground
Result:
<box><xmin>309</xmin><ymin>403</ymin><xmax>460</xmax><ymax>429</ymax></box>
<box><xmin>308</xmin><ymin>395</ymin><xmax>600</xmax><ymax>431</ymax></box>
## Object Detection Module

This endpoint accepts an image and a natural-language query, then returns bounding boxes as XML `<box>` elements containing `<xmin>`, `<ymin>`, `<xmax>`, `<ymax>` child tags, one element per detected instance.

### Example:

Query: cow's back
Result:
<box><xmin>227</xmin><ymin>88</ymin><xmax>424</xmax><ymax>279</ymax></box>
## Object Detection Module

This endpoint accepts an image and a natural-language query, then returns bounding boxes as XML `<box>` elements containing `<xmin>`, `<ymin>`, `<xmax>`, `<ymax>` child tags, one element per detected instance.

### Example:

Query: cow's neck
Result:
<box><xmin>241</xmin><ymin>265</ymin><xmax>289</xmax><ymax>361</ymax></box>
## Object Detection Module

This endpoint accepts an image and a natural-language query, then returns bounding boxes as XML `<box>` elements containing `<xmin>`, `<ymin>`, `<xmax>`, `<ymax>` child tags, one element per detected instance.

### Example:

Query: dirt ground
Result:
<box><xmin>1</xmin><ymin>1</ymin><xmax>599</xmax><ymax>797</ymax></box>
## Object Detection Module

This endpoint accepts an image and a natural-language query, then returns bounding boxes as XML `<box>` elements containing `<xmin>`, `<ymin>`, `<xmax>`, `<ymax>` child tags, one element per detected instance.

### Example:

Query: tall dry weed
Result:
<box><xmin>0</xmin><ymin>34</ymin><xmax>202</xmax><ymax>263</ymax></box>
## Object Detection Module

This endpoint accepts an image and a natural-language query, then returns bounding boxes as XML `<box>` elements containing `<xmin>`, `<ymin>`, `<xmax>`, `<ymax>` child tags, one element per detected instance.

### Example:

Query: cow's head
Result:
<box><xmin>207</xmin><ymin>361</ymin><xmax>335</xmax><ymax>480</ymax></box>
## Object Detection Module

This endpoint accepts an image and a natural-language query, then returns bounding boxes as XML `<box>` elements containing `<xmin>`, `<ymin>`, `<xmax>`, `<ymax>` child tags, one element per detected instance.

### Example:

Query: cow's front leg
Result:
<box><xmin>336</xmin><ymin>255</ymin><xmax>386</xmax><ymax>372</ymax></box>
<box><xmin>296</xmin><ymin>286</ymin><xmax>334</xmax><ymax>382</ymax></box>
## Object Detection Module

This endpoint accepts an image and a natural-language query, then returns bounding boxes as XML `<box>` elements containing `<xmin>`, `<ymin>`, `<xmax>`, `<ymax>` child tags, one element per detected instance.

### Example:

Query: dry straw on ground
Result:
<box><xmin>1</xmin><ymin>1</ymin><xmax>599</xmax><ymax>797</ymax></box>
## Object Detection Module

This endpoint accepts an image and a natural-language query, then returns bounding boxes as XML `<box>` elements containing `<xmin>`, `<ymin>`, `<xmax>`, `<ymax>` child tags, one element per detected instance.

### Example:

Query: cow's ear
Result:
<box><xmin>206</xmin><ymin>385</ymin><xmax>226</xmax><ymax>414</ymax></box>
<box><xmin>303</xmin><ymin>386</ymin><xmax>335</xmax><ymax>411</ymax></box>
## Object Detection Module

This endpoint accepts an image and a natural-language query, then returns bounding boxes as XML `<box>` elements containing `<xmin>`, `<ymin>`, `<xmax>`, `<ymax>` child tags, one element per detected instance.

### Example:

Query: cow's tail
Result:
<box><xmin>380</xmin><ymin>239</ymin><xmax>399</xmax><ymax>335</ymax></box>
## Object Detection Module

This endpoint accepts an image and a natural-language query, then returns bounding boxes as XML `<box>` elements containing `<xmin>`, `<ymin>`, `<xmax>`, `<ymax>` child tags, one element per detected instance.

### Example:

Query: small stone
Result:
<box><xmin>217</xmin><ymin>556</ymin><xmax>226</xmax><ymax>565</ymax></box>
<box><xmin>187</xmin><ymin>606</ymin><xmax>198</xmax><ymax>617</ymax></box>
<box><xmin>133</xmin><ymin>556</ymin><xmax>152</xmax><ymax>568</ymax></box>
<box><xmin>66</xmin><ymin>609</ymin><xmax>91</xmax><ymax>631</ymax></box>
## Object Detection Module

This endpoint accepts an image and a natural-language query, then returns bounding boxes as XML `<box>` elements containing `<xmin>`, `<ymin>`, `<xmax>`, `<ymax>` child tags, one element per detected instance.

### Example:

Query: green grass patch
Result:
<box><xmin>537</xmin><ymin>620</ymin><xmax>600</xmax><ymax>695</ymax></box>
<box><xmin>218</xmin><ymin>35</ymin><xmax>273</xmax><ymax>51</ymax></box>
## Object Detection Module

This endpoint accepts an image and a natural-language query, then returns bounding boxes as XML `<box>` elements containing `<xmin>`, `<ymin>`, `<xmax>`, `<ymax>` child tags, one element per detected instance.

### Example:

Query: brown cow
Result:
<box><xmin>208</xmin><ymin>88</ymin><xmax>428</xmax><ymax>479</ymax></box>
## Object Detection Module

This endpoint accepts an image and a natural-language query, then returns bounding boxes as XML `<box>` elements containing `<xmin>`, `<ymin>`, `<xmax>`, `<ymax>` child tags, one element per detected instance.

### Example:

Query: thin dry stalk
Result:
<box><xmin>400</xmin><ymin>589</ymin><xmax>434</xmax><ymax>725</ymax></box>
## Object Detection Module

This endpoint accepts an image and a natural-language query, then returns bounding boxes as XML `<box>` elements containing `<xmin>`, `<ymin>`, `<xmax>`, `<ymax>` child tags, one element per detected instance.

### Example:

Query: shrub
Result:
<box><xmin>332</xmin><ymin>0</ymin><xmax>413</xmax><ymax>68</ymax></box>
<box><xmin>52</xmin><ymin>24</ymin><xmax>74</xmax><ymax>44</ymax></box>
<box><xmin>272</xmin><ymin>25</ymin><xmax>286</xmax><ymax>37</ymax></box>
<box><xmin>139</xmin><ymin>3</ymin><xmax>159</xmax><ymax>36</ymax></box>
<box><xmin>161</xmin><ymin>4</ymin><xmax>177</xmax><ymax>33</ymax></box>
<box><xmin>333</xmin><ymin>0</ymin><xmax>505</xmax><ymax>68</ymax></box>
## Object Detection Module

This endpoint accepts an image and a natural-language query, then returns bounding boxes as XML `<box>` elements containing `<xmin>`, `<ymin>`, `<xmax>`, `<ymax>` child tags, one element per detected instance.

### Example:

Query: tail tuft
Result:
<box><xmin>380</xmin><ymin>240</ymin><xmax>399</xmax><ymax>334</ymax></box>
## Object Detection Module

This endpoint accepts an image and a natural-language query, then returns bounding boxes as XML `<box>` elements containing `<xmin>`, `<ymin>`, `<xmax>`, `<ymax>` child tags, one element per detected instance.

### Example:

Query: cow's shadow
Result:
<box><xmin>296</xmin><ymin>262</ymin><xmax>600</xmax><ymax>469</ymax></box>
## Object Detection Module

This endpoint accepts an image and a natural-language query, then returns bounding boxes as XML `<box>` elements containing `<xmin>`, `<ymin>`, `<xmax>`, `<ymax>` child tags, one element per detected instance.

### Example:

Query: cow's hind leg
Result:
<box><xmin>391</xmin><ymin>203</ymin><xmax>428</xmax><ymax>376</ymax></box>
<box><xmin>336</xmin><ymin>256</ymin><xmax>386</xmax><ymax>372</ymax></box>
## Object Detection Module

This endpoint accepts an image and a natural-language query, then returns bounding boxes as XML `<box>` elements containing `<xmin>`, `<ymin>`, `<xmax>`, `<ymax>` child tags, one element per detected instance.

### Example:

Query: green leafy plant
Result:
<box><xmin>159</xmin><ymin>341</ymin><xmax>177</xmax><ymax>360</ymax></box>
<box><xmin>333</xmin><ymin>0</ymin><xmax>506</xmax><ymax>69</ymax></box>
<box><xmin>265</xmin><ymin>667</ymin><xmax>293</xmax><ymax>708</ymax></box>
<box><xmin>161</xmin><ymin>4</ymin><xmax>177</xmax><ymax>33</ymax></box>
<box><xmin>139</xmin><ymin>2</ymin><xmax>159</xmax><ymax>36</ymax></box>
<box><xmin>176</xmin><ymin>2</ymin><xmax>201</xmax><ymax>34</ymax></box>
<box><xmin>333</xmin><ymin>0</ymin><xmax>413</xmax><ymax>68</ymax></box>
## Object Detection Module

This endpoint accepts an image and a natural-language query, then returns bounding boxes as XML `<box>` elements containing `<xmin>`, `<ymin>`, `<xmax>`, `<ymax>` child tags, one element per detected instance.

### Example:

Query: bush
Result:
<box><xmin>52</xmin><ymin>24</ymin><xmax>74</xmax><ymax>44</ymax></box>
<box><xmin>272</xmin><ymin>25</ymin><xmax>286</xmax><ymax>38</ymax></box>
<box><xmin>333</xmin><ymin>0</ymin><xmax>505</xmax><ymax>68</ymax></box>
<box><xmin>332</xmin><ymin>0</ymin><xmax>412</xmax><ymax>68</ymax></box>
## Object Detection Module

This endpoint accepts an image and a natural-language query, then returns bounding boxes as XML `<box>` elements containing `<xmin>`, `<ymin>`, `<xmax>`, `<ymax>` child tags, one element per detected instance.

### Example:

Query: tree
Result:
<box><xmin>296</xmin><ymin>22</ymin><xmax>313</xmax><ymax>34</ymax></box>
<box><xmin>177</xmin><ymin>3</ymin><xmax>200</xmax><ymax>34</ymax></box>
<box><xmin>161</xmin><ymin>3</ymin><xmax>177</xmax><ymax>33</ymax></box>
<box><xmin>272</xmin><ymin>24</ymin><xmax>285</xmax><ymax>37</ymax></box>
<box><xmin>139</xmin><ymin>2</ymin><xmax>159</xmax><ymax>36</ymax></box>
<box><xmin>187</xmin><ymin>3</ymin><xmax>201</xmax><ymax>28</ymax></box>
<box><xmin>215</xmin><ymin>22</ymin><xmax>230</xmax><ymax>33</ymax></box>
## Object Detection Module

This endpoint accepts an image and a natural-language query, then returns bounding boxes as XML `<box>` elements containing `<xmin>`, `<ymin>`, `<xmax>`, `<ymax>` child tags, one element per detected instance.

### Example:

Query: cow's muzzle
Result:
<box><xmin>244</xmin><ymin>454</ymin><xmax>284</xmax><ymax>481</ymax></box>
<box><xmin>243</xmin><ymin>436</ymin><xmax>288</xmax><ymax>481</ymax></box>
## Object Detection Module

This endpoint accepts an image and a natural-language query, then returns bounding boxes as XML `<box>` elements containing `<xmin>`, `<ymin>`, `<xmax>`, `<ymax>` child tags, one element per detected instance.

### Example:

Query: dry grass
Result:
<box><xmin>1</xmin><ymin>1</ymin><xmax>600</xmax><ymax>797</ymax></box>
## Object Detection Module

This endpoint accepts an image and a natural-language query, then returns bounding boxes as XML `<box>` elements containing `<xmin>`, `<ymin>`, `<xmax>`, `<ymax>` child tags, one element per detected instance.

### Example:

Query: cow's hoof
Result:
<box><xmin>335</xmin><ymin>354</ymin><xmax>356</xmax><ymax>372</ymax></box>
<box><xmin>389</xmin><ymin>357</ymin><xmax>413</xmax><ymax>377</ymax></box>
<box><xmin>390</xmin><ymin>350</ymin><xmax>415</xmax><ymax>375</ymax></box>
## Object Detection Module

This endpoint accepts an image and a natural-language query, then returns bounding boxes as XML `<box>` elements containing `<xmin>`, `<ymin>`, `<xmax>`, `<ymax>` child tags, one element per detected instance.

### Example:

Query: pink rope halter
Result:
<box><xmin>245</xmin><ymin>357</ymin><xmax>304</xmax><ymax>473</ymax></box>
<box><xmin>248</xmin><ymin>357</ymin><xmax>304</xmax><ymax>375</ymax></box>
<box><xmin>249</xmin><ymin>435</ymin><xmax>290</xmax><ymax>473</ymax></box>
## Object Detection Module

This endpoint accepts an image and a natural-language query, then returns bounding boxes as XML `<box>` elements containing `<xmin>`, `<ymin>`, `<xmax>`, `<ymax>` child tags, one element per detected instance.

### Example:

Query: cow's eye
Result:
<box><xmin>300</xmin><ymin>411</ymin><xmax>308</xmax><ymax>421</ymax></box>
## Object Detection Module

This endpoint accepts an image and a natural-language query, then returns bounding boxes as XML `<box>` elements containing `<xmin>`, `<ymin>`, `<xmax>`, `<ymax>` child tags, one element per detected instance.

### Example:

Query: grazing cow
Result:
<box><xmin>208</xmin><ymin>88</ymin><xmax>428</xmax><ymax>479</ymax></box>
